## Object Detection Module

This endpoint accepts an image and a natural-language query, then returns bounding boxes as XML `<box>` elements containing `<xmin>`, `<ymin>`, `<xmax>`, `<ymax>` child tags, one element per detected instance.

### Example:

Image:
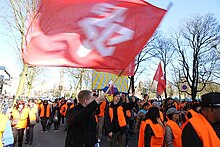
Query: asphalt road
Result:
<box><xmin>22</xmin><ymin>123</ymin><xmax>137</xmax><ymax>147</ymax></box>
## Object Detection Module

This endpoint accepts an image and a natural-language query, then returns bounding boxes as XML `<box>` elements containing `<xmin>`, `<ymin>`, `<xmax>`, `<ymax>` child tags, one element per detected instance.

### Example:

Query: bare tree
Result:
<box><xmin>64</xmin><ymin>68</ymin><xmax>91</xmax><ymax>96</ymax></box>
<box><xmin>26</xmin><ymin>67</ymin><xmax>41</xmax><ymax>97</ymax></box>
<box><xmin>172</xmin><ymin>13</ymin><xmax>220</xmax><ymax>101</ymax></box>
<box><xmin>151</xmin><ymin>32</ymin><xmax>176</xmax><ymax>99</ymax></box>
<box><xmin>203</xmin><ymin>81</ymin><xmax>220</xmax><ymax>93</ymax></box>
<box><xmin>2</xmin><ymin>0</ymin><xmax>41</xmax><ymax>101</ymax></box>
<box><xmin>128</xmin><ymin>33</ymin><xmax>159</xmax><ymax>93</ymax></box>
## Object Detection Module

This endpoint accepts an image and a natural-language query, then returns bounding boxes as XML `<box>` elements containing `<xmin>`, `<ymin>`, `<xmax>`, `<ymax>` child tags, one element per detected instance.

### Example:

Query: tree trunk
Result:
<box><xmin>14</xmin><ymin>64</ymin><xmax>28</xmax><ymax>104</ymax></box>
<box><xmin>191</xmin><ymin>87</ymin><xmax>197</xmax><ymax>101</ymax></box>
<box><xmin>130</xmin><ymin>76</ymin><xmax>135</xmax><ymax>93</ymax></box>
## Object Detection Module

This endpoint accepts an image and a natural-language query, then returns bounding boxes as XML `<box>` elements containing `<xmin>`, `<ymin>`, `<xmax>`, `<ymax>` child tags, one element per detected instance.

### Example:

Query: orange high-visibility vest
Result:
<box><xmin>12</xmin><ymin>108</ymin><xmax>29</xmax><ymax>129</ymax></box>
<box><xmin>40</xmin><ymin>104</ymin><xmax>50</xmax><ymax>118</ymax></box>
<box><xmin>138</xmin><ymin>119</ymin><xmax>164</xmax><ymax>147</ymax></box>
<box><xmin>53</xmin><ymin>101</ymin><xmax>61</xmax><ymax>107</ymax></box>
<box><xmin>98</xmin><ymin>100</ymin><xmax>106</xmax><ymax>117</ymax></box>
<box><xmin>181</xmin><ymin>115</ymin><xmax>189</xmax><ymax>130</ymax></box>
<box><xmin>166</xmin><ymin>120</ymin><xmax>182</xmax><ymax>147</ymax></box>
<box><xmin>189</xmin><ymin>114</ymin><xmax>220</xmax><ymax>147</ymax></box>
<box><xmin>60</xmin><ymin>103</ymin><xmax>67</xmax><ymax>116</ymax></box>
<box><xmin>109</xmin><ymin>106</ymin><xmax>126</xmax><ymax>127</ymax></box>
<box><xmin>126</xmin><ymin>110</ymin><xmax>131</xmax><ymax>118</ymax></box>
<box><xmin>188</xmin><ymin>109</ymin><xmax>199</xmax><ymax>117</ymax></box>
<box><xmin>174</xmin><ymin>102</ymin><xmax>180</xmax><ymax>111</ymax></box>
<box><xmin>159</xmin><ymin>111</ymin><xmax>164</xmax><ymax>122</ymax></box>
<box><xmin>0</xmin><ymin>114</ymin><xmax>8</xmax><ymax>147</ymax></box>
<box><xmin>64</xmin><ymin>103</ymin><xmax>74</xmax><ymax>116</ymax></box>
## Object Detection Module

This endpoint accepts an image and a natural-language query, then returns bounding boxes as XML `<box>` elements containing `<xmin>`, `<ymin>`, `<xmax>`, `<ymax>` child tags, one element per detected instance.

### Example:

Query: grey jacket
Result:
<box><xmin>165</xmin><ymin>125</ymin><xmax>174</xmax><ymax>147</ymax></box>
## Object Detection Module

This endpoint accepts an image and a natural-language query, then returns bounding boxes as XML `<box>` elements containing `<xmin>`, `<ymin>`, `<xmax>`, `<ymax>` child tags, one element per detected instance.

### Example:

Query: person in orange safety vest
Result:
<box><xmin>105</xmin><ymin>92</ymin><xmax>135</xmax><ymax>147</ymax></box>
<box><xmin>60</xmin><ymin>99</ymin><xmax>66</xmax><ymax>126</ymax></box>
<box><xmin>165</xmin><ymin>108</ymin><xmax>182</xmax><ymax>147</ymax></box>
<box><xmin>39</xmin><ymin>100</ymin><xmax>51</xmax><ymax>132</ymax></box>
<box><xmin>182</xmin><ymin>92</ymin><xmax>220</xmax><ymax>147</ymax></box>
<box><xmin>64</xmin><ymin>100</ymin><xmax>74</xmax><ymax>131</ymax></box>
<box><xmin>138</xmin><ymin>107</ymin><xmax>164</xmax><ymax>147</ymax></box>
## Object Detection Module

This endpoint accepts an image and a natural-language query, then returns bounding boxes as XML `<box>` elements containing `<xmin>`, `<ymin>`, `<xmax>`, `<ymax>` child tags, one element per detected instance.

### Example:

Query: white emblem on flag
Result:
<box><xmin>77</xmin><ymin>3</ymin><xmax>134</xmax><ymax>58</ymax></box>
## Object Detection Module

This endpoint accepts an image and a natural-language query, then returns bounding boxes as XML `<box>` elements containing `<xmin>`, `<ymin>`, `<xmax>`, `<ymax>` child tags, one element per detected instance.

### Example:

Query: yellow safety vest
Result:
<box><xmin>12</xmin><ymin>108</ymin><xmax>29</xmax><ymax>129</ymax></box>
<box><xmin>0</xmin><ymin>114</ymin><xmax>8</xmax><ymax>147</ymax></box>
<box><xmin>29</xmin><ymin>106</ymin><xmax>38</xmax><ymax>123</ymax></box>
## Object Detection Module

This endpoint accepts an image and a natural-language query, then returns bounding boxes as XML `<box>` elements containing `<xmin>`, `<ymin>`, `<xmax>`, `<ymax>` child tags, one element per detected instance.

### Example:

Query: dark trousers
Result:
<box><xmin>96</xmin><ymin>116</ymin><xmax>104</xmax><ymax>140</ymax></box>
<box><xmin>61</xmin><ymin>115</ymin><xmax>65</xmax><ymax>125</ymax></box>
<box><xmin>107</xmin><ymin>131</ymin><xmax>126</xmax><ymax>147</ymax></box>
<box><xmin>41</xmin><ymin>118</ymin><xmax>49</xmax><ymax>132</ymax></box>
<box><xmin>25</xmin><ymin>125</ymin><xmax>34</xmax><ymax>143</ymax></box>
<box><xmin>13</xmin><ymin>128</ymin><xmax>25</xmax><ymax>147</ymax></box>
<box><xmin>54</xmin><ymin>122</ymin><xmax>59</xmax><ymax>130</ymax></box>
<box><xmin>58</xmin><ymin>115</ymin><xmax>61</xmax><ymax>126</ymax></box>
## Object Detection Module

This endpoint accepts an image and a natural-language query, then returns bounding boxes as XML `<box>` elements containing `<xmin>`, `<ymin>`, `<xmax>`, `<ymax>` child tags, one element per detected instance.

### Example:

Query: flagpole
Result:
<box><xmin>104</xmin><ymin>69</ymin><xmax>124</xmax><ymax>95</ymax></box>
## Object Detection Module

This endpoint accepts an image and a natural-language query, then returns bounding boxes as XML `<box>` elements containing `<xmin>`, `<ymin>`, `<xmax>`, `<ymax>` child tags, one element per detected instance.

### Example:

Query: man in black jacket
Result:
<box><xmin>65</xmin><ymin>90</ymin><xmax>105</xmax><ymax>147</ymax></box>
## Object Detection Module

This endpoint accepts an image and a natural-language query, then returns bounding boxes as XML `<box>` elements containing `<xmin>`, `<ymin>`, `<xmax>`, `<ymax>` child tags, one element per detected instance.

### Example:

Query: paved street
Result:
<box><xmin>23</xmin><ymin>124</ymin><xmax>66</xmax><ymax>147</ymax></box>
<box><xmin>22</xmin><ymin>123</ymin><xmax>137</xmax><ymax>147</ymax></box>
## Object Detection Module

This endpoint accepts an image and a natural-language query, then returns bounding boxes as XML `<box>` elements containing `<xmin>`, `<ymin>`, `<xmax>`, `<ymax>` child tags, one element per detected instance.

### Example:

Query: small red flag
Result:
<box><xmin>23</xmin><ymin>0</ymin><xmax>170</xmax><ymax>76</ymax></box>
<box><xmin>153</xmin><ymin>62</ymin><xmax>166</xmax><ymax>95</ymax></box>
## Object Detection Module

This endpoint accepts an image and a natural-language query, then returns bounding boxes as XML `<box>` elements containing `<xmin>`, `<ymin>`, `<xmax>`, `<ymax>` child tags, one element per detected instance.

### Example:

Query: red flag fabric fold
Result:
<box><xmin>23</xmin><ymin>0</ymin><xmax>169</xmax><ymax>76</ymax></box>
<box><xmin>153</xmin><ymin>62</ymin><xmax>166</xmax><ymax>95</ymax></box>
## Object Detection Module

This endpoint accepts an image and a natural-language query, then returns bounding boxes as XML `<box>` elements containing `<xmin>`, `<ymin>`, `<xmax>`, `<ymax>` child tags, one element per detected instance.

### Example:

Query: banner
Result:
<box><xmin>23</xmin><ymin>0</ymin><xmax>170</xmax><ymax>76</ymax></box>
<box><xmin>92</xmin><ymin>71</ymin><xmax>128</xmax><ymax>92</ymax></box>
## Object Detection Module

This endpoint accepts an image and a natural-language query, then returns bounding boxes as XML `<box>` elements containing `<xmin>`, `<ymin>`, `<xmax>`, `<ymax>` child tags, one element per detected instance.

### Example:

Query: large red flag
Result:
<box><xmin>153</xmin><ymin>62</ymin><xmax>166</xmax><ymax>95</ymax></box>
<box><xmin>23</xmin><ymin>0</ymin><xmax>170</xmax><ymax>76</ymax></box>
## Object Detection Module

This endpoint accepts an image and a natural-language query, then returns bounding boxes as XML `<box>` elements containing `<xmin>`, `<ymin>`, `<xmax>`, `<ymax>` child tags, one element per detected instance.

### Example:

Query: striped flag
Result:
<box><xmin>92</xmin><ymin>71</ymin><xmax>128</xmax><ymax>92</ymax></box>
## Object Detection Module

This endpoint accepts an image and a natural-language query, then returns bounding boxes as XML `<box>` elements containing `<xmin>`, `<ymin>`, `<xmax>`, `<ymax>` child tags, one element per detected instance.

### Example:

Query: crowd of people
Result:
<box><xmin>0</xmin><ymin>91</ymin><xmax>220</xmax><ymax>147</ymax></box>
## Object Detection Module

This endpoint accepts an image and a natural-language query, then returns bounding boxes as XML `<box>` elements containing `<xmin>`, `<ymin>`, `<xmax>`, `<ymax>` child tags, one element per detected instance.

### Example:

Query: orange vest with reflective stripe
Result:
<box><xmin>109</xmin><ymin>106</ymin><xmax>126</xmax><ymax>127</ymax></box>
<box><xmin>40</xmin><ymin>104</ymin><xmax>50</xmax><ymax>117</ymax></box>
<box><xmin>0</xmin><ymin>114</ymin><xmax>8</xmax><ymax>147</ymax></box>
<box><xmin>138</xmin><ymin>119</ymin><xmax>164</xmax><ymax>147</ymax></box>
<box><xmin>166</xmin><ymin>120</ymin><xmax>182</xmax><ymax>147</ymax></box>
<box><xmin>12</xmin><ymin>108</ymin><xmax>29</xmax><ymax>129</ymax></box>
<box><xmin>98</xmin><ymin>101</ymin><xmax>106</xmax><ymax>117</ymax></box>
<box><xmin>189</xmin><ymin>114</ymin><xmax>220</xmax><ymax>147</ymax></box>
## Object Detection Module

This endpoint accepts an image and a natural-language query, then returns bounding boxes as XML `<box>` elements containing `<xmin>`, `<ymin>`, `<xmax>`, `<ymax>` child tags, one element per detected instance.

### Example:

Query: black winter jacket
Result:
<box><xmin>105</xmin><ymin>101</ymin><xmax>135</xmax><ymax>134</ymax></box>
<box><xmin>65</xmin><ymin>101</ymin><xmax>99</xmax><ymax>147</ymax></box>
